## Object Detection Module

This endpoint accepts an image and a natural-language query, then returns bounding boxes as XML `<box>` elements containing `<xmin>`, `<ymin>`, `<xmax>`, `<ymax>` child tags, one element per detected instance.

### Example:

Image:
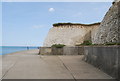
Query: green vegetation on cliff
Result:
<box><xmin>76</xmin><ymin>40</ymin><xmax>120</xmax><ymax>46</ymax></box>
<box><xmin>53</xmin><ymin>22</ymin><xmax>101</xmax><ymax>27</ymax></box>
<box><xmin>76</xmin><ymin>40</ymin><xmax>92</xmax><ymax>46</ymax></box>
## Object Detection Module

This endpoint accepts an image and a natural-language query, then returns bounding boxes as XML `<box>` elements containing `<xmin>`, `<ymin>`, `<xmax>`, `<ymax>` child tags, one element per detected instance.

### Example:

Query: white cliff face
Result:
<box><xmin>114</xmin><ymin>0</ymin><xmax>120</xmax><ymax>2</ymax></box>
<box><xmin>92</xmin><ymin>1</ymin><xmax>120</xmax><ymax>44</ymax></box>
<box><xmin>43</xmin><ymin>25</ymin><xmax>99</xmax><ymax>47</ymax></box>
<box><xmin>43</xmin><ymin>1</ymin><xmax>120</xmax><ymax>47</ymax></box>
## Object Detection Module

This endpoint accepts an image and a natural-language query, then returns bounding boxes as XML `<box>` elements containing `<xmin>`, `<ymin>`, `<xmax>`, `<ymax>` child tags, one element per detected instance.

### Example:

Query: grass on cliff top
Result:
<box><xmin>53</xmin><ymin>22</ymin><xmax>101</xmax><ymax>27</ymax></box>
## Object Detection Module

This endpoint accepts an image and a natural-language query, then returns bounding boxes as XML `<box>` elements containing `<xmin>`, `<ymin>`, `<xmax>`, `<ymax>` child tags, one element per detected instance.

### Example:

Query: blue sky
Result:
<box><xmin>2</xmin><ymin>2</ymin><xmax>112</xmax><ymax>46</ymax></box>
<box><xmin>0</xmin><ymin>2</ymin><xmax>2</xmax><ymax>46</ymax></box>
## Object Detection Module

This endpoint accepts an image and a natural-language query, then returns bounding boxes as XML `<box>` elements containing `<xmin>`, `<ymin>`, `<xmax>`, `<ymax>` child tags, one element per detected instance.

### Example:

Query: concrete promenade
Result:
<box><xmin>1</xmin><ymin>49</ymin><xmax>113</xmax><ymax>80</ymax></box>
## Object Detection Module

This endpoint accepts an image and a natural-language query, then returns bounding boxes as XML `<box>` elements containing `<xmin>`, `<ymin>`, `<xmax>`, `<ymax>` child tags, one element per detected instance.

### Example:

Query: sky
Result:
<box><xmin>2</xmin><ymin>0</ymin><xmax>114</xmax><ymax>2</ymax></box>
<box><xmin>0</xmin><ymin>2</ymin><xmax>2</xmax><ymax>46</ymax></box>
<box><xmin>2</xmin><ymin>2</ymin><xmax>112</xmax><ymax>46</ymax></box>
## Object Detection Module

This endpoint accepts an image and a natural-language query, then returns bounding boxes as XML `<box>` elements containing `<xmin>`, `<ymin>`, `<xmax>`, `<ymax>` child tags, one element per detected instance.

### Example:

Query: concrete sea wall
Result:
<box><xmin>39</xmin><ymin>46</ymin><xmax>120</xmax><ymax>80</ymax></box>
<box><xmin>118</xmin><ymin>46</ymin><xmax>120</xmax><ymax>81</ymax></box>
<box><xmin>39</xmin><ymin>46</ymin><xmax>84</xmax><ymax>55</ymax></box>
<box><xmin>39</xmin><ymin>47</ymin><xmax>51</xmax><ymax>55</ymax></box>
<box><xmin>84</xmin><ymin>46</ymin><xmax>120</xmax><ymax>80</ymax></box>
<box><xmin>63</xmin><ymin>46</ymin><xmax>84</xmax><ymax>55</ymax></box>
<box><xmin>88</xmin><ymin>2</ymin><xmax>120</xmax><ymax>79</ymax></box>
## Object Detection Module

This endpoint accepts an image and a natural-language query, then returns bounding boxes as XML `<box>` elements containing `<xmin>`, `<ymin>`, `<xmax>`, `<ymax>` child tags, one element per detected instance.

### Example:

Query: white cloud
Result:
<box><xmin>48</xmin><ymin>8</ymin><xmax>55</xmax><ymax>12</ymax></box>
<box><xmin>32</xmin><ymin>25</ymin><xmax>44</xmax><ymax>29</ymax></box>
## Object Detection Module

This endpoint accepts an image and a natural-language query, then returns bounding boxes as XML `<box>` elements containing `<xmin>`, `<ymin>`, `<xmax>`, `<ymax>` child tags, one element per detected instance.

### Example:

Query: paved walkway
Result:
<box><xmin>1</xmin><ymin>49</ymin><xmax>113</xmax><ymax>80</ymax></box>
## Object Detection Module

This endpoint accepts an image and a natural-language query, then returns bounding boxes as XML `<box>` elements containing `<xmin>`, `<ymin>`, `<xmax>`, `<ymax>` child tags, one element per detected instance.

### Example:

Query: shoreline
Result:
<box><xmin>1</xmin><ymin>49</ymin><xmax>40</xmax><ymax>57</ymax></box>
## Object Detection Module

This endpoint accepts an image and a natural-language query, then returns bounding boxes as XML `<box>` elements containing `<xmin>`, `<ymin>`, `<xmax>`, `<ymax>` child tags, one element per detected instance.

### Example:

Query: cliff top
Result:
<box><xmin>53</xmin><ymin>22</ymin><xmax>101</xmax><ymax>27</ymax></box>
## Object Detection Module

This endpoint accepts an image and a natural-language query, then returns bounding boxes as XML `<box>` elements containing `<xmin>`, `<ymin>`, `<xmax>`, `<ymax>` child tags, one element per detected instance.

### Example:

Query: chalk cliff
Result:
<box><xmin>43</xmin><ymin>0</ymin><xmax>120</xmax><ymax>47</ymax></box>
<box><xmin>43</xmin><ymin>23</ymin><xmax>100</xmax><ymax>47</ymax></box>
<box><xmin>92</xmin><ymin>1</ymin><xmax>120</xmax><ymax>44</ymax></box>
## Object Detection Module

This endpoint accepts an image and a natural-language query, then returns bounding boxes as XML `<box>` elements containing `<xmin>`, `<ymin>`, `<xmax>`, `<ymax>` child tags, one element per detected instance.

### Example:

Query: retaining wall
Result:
<box><xmin>84</xmin><ymin>46</ymin><xmax>120</xmax><ymax>80</ymax></box>
<box><xmin>63</xmin><ymin>47</ymin><xmax>84</xmax><ymax>55</ymax></box>
<box><xmin>39</xmin><ymin>47</ymin><xmax>51</xmax><ymax>55</ymax></box>
<box><xmin>39</xmin><ymin>46</ymin><xmax>120</xmax><ymax>80</ymax></box>
<box><xmin>39</xmin><ymin>46</ymin><xmax>84</xmax><ymax>55</ymax></box>
<box><xmin>52</xmin><ymin>47</ymin><xmax>63</xmax><ymax>55</ymax></box>
<box><xmin>118</xmin><ymin>46</ymin><xmax>120</xmax><ymax>81</ymax></box>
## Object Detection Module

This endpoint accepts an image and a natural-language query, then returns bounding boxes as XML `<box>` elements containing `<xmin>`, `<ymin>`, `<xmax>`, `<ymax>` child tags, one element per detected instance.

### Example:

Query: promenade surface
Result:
<box><xmin>1</xmin><ymin>49</ymin><xmax>113</xmax><ymax>80</ymax></box>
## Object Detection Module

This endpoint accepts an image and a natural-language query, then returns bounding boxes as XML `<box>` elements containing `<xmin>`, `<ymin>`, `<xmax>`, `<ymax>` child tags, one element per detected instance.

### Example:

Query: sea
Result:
<box><xmin>0</xmin><ymin>46</ymin><xmax>39</xmax><ymax>55</ymax></box>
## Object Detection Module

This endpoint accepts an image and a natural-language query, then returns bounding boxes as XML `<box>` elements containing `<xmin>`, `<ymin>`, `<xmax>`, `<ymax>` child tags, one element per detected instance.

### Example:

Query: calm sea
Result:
<box><xmin>0</xmin><ymin>46</ymin><xmax>39</xmax><ymax>55</ymax></box>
